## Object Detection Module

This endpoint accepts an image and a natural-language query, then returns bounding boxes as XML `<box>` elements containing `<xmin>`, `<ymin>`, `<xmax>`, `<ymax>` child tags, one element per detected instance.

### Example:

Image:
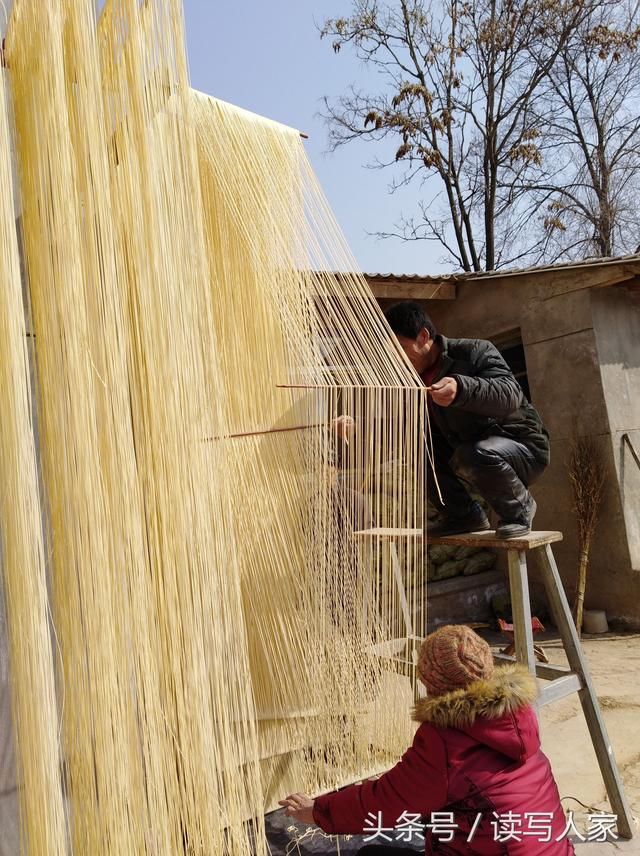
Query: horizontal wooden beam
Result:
<box><xmin>464</xmin><ymin>262</ymin><xmax>640</xmax><ymax>294</ymax></box>
<box><xmin>367</xmin><ymin>280</ymin><xmax>457</xmax><ymax>300</ymax></box>
<box><xmin>354</xmin><ymin>527</ymin><xmax>423</xmax><ymax>539</ymax></box>
<box><xmin>494</xmin><ymin>653</ymin><xmax>578</xmax><ymax>683</ymax></box>
<box><xmin>203</xmin><ymin>422</ymin><xmax>323</xmax><ymax>442</ymax></box>
<box><xmin>494</xmin><ymin>655</ymin><xmax>585</xmax><ymax>703</ymax></box>
<box><xmin>538</xmin><ymin>673</ymin><xmax>583</xmax><ymax>706</ymax></box>
<box><xmin>536</xmin><ymin>264</ymin><xmax>640</xmax><ymax>297</ymax></box>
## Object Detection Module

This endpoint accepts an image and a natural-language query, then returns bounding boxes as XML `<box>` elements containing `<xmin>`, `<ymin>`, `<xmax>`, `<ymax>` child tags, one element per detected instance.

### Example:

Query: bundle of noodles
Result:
<box><xmin>0</xmin><ymin>1</ymin><xmax>427</xmax><ymax>852</ymax></box>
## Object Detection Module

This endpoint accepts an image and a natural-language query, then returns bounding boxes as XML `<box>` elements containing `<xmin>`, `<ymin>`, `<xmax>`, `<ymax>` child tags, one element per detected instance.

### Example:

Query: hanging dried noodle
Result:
<box><xmin>0</xmin><ymin>1</ymin><xmax>428</xmax><ymax>852</ymax></box>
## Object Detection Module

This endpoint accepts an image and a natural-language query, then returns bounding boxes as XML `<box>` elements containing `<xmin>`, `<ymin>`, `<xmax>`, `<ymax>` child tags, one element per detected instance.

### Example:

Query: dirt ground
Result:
<box><xmin>265</xmin><ymin>631</ymin><xmax>640</xmax><ymax>855</ymax></box>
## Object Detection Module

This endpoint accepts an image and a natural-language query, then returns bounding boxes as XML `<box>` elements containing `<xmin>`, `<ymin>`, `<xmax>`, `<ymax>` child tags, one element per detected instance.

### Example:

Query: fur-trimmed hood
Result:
<box><xmin>413</xmin><ymin>664</ymin><xmax>539</xmax><ymax>762</ymax></box>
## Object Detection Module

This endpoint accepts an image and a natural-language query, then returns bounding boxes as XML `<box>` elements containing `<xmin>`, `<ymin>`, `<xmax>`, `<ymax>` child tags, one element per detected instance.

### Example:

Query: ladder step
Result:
<box><xmin>538</xmin><ymin>673</ymin><xmax>583</xmax><ymax>706</ymax></box>
<box><xmin>494</xmin><ymin>653</ymin><xmax>584</xmax><ymax>704</ymax></box>
<box><xmin>494</xmin><ymin>652</ymin><xmax>579</xmax><ymax>683</ymax></box>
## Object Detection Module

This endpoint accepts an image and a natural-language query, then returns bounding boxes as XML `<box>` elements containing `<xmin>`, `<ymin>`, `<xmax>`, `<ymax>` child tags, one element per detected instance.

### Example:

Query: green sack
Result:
<box><xmin>432</xmin><ymin>558</ymin><xmax>467</xmax><ymax>581</ymax></box>
<box><xmin>428</xmin><ymin>544</ymin><xmax>458</xmax><ymax>565</ymax></box>
<box><xmin>463</xmin><ymin>550</ymin><xmax>496</xmax><ymax>576</ymax></box>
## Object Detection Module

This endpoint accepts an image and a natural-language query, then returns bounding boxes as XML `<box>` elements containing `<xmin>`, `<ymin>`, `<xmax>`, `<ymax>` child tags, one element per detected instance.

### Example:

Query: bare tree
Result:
<box><xmin>532</xmin><ymin>3</ymin><xmax>640</xmax><ymax>259</ymax></box>
<box><xmin>321</xmin><ymin>0</ymin><xmax>594</xmax><ymax>271</ymax></box>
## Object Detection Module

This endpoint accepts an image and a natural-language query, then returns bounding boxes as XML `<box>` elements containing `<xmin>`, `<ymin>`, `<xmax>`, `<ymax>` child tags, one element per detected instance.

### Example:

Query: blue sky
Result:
<box><xmin>183</xmin><ymin>1</ymin><xmax>445</xmax><ymax>274</ymax></box>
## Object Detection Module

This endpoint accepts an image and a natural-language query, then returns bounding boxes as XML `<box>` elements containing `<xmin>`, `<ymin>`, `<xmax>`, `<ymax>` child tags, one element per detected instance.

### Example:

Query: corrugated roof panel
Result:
<box><xmin>364</xmin><ymin>253</ymin><xmax>640</xmax><ymax>284</ymax></box>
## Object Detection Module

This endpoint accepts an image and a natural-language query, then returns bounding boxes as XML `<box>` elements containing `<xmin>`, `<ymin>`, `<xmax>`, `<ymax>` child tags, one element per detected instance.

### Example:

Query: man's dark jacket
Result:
<box><xmin>429</xmin><ymin>335</ymin><xmax>550</xmax><ymax>465</ymax></box>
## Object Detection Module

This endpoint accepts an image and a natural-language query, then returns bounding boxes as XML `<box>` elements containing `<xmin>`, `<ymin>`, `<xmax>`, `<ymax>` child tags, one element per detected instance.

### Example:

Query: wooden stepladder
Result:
<box><xmin>353</xmin><ymin>527</ymin><xmax>425</xmax><ymax>688</ymax></box>
<box><xmin>430</xmin><ymin>529</ymin><xmax>636</xmax><ymax>841</ymax></box>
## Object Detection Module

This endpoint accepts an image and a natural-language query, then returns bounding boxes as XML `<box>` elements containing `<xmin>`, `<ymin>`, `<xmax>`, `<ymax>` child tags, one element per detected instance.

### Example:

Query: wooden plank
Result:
<box><xmin>507</xmin><ymin>550</ymin><xmax>536</xmax><ymax>677</ymax></box>
<box><xmin>540</xmin><ymin>544</ymin><xmax>635</xmax><ymax>839</ymax></box>
<box><xmin>428</xmin><ymin>529</ymin><xmax>563</xmax><ymax>550</ymax></box>
<box><xmin>353</xmin><ymin>527</ymin><xmax>423</xmax><ymax>539</ymax></box>
<box><xmin>367</xmin><ymin>280</ymin><xmax>457</xmax><ymax>300</ymax></box>
<box><xmin>538</xmin><ymin>674</ymin><xmax>582</xmax><ymax>707</ymax></box>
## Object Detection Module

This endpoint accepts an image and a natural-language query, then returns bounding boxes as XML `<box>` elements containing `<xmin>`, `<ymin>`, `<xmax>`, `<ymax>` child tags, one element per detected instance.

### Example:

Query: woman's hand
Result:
<box><xmin>278</xmin><ymin>792</ymin><xmax>316</xmax><ymax>825</ymax></box>
<box><xmin>332</xmin><ymin>415</ymin><xmax>355</xmax><ymax>444</ymax></box>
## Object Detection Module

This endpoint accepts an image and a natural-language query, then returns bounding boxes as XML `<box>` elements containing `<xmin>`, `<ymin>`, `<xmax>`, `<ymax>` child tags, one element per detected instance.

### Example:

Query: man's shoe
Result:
<box><xmin>427</xmin><ymin>506</ymin><xmax>491</xmax><ymax>537</ymax></box>
<box><xmin>496</xmin><ymin>499</ymin><xmax>537</xmax><ymax>540</ymax></box>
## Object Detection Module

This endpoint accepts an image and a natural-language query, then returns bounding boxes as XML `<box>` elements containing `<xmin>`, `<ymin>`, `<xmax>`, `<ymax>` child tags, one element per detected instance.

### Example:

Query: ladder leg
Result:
<box><xmin>507</xmin><ymin>549</ymin><xmax>536</xmax><ymax>676</ymax></box>
<box><xmin>389</xmin><ymin>542</ymin><xmax>423</xmax><ymax>701</ymax></box>
<box><xmin>540</xmin><ymin>543</ymin><xmax>635</xmax><ymax>839</ymax></box>
<box><xmin>390</xmin><ymin>542</ymin><xmax>414</xmax><ymax>640</ymax></box>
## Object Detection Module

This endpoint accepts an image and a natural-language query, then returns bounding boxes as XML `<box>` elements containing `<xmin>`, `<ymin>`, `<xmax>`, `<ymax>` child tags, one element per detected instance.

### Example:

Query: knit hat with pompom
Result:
<box><xmin>417</xmin><ymin>624</ymin><xmax>494</xmax><ymax>696</ymax></box>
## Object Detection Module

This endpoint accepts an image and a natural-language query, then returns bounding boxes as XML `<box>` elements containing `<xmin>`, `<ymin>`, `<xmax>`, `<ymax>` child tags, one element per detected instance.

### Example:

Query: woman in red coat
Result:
<box><xmin>280</xmin><ymin>624</ymin><xmax>574</xmax><ymax>855</ymax></box>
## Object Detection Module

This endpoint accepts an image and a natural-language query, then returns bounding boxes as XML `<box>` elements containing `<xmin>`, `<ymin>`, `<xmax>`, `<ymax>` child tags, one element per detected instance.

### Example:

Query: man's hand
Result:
<box><xmin>332</xmin><ymin>414</ymin><xmax>355</xmax><ymax>444</ymax></box>
<box><xmin>278</xmin><ymin>792</ymin><xmax>316</xmax><ymax>825</ymax></box>
<box><xmin>429</xmin><ymin>377</ymin><xmax>458</xmax><ymax>407</ymax></box>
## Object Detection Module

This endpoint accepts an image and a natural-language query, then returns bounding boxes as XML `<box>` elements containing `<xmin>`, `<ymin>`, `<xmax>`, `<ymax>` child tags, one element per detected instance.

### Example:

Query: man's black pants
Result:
<box><xmin>428</xmin><ymin>431</ymin><xmax>546</xmax><ymax>525</ymax></box>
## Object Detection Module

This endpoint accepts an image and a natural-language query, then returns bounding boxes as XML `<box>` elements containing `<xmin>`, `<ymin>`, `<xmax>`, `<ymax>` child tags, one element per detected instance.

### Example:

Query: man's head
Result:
<box><xmin>384</xmin><ymin>301</ymin><xmax>438</xmax><ymax>371</ymax></box>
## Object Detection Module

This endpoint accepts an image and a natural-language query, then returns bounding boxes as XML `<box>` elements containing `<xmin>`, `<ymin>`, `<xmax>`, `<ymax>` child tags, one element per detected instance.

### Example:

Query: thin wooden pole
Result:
<box><xmin>276</xmin><ymin>383</ymin><xmax>426</xmax><ymax>391</ymax></box>
<box><xmin>203</xmin><ymin>423</ymin><xmax>324</xmax><ymax>442</ymax></box>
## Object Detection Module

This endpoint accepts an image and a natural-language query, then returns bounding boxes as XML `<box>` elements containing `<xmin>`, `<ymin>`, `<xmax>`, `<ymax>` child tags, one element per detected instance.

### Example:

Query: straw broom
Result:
<box><xmin>567</xmin><ymin>435</ymin><xmax>605</xmax><ymax>637</ymax></box>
